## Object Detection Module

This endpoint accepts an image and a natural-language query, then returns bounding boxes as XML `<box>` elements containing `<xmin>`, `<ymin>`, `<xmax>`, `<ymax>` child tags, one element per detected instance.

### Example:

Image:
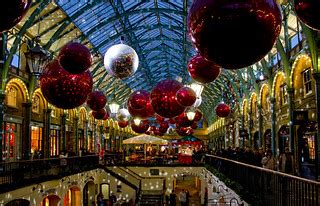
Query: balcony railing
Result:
<box><xmin>205</xmin><ymin>154</ymin><xmax>320</xmax><ymax>206</ymax></box>
<box><xmin>0</xmin><ymin>155</ymin><xmax>99</xmax><ymax>193</ymax></box>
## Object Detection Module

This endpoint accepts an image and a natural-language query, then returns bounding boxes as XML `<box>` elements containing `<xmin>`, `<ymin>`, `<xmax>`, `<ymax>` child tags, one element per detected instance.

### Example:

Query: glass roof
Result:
<box><xmin>57</xmin><ymin>0</ymin><xmax>195</xmax><ymax>93</ymax></box>
<box><xmin>17</xmin><ymin>1</ymin><xmax>301</xmax><ymax>123</ymax></box>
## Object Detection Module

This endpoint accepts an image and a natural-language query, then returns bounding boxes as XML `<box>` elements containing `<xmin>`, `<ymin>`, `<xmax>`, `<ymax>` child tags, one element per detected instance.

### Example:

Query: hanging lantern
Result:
<box><xmin>188</xmin><ymin>54</ymin><xmax>221</xmax><ymax>84</ymax></box>
<box><xmin>58</xmin><ymin>42</ymin><xmax>92</xmax><ymax>74</ymax></box>
<box><xmin>87</xmin><ymin>90</ymin><xmax>107</xmax><ymax>111</ymax></box>
<box><xmin>216</xmin><ymin>102</ymin><xmax>231</xmax><ymax>117</ymax></box>
<box><xmin>150</xmin><ymin>79</ymin><xmax>185</xmax><ymax>118</ymax></box>
<box><xmin>188</xmin><ymin>0</ymin><xmax>282</xmax><ymax>69</ymax></box>
<box><xmin>294</xmin><ymin>0</ymin><xmax>320</xmax><ymax>31</ymax></box>
<box><xmin>109</xmin><ymin>100</ymin><xmax>120</xmax><ymax>115</ymax></box>
<box><xmin>40</xmin><ymin>60</ymin><xmax>93</xmax><ymax>109</ymax></box>
<box><xmin>176</xmin><ymin>87</ymin><xmax>197</xmax><ymax>107</ymax></box>
<box><xmin>0</xmin><ymin>0</ymin><xmax>32</xmax><ymax>32</ymax></box>
<box><xmin>104</xmin><ymin>43</ymin><xmax>139</xmax><ymax>79</ymax></box>
<box><xmin>25</xmin><ymin>43</ymin><xmax>50</xmax><ymax>77</ymax></box>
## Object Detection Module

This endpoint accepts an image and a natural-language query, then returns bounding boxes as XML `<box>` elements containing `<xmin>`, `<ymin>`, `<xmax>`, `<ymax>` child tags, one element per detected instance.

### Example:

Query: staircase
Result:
<box><xmin>138</xmin><ymin>190</ymin><xmax>163</xmax><ymax>206</ymax></box>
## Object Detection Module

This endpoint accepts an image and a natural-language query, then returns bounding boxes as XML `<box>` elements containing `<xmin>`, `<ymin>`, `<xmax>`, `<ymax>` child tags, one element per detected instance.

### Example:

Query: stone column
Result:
<box><xmin>43</xmin><ymin>108</ymin><xmax>52</xmax><ymax>158</ymax></box>
<box><xmin>270</xmin><ymin>97</ymin><xmax>277</xmax><ymax>156</ymax></box>
<box><xmin>22</xmin><ymin>102</ymin><xmax>32</xmax><ymax>159</ymax></box>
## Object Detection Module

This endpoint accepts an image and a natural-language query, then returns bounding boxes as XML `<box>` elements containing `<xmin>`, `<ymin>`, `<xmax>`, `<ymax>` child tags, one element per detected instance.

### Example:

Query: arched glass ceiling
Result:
<box><xmin>57</xmin><ymin>0</ymin><xmax>195</xmax><ymax>92</ymax></box>
<box><xmin>16</xmin><ymin>1</ymin><xmax>302</xmax><ymax>123</ymax></box>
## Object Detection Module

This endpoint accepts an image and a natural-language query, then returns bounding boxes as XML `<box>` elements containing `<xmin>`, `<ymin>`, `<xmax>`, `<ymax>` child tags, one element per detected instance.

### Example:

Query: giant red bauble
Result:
<box><xmin>58</xmin><ymin>42</ymin><xmax>92</xmax><ymax>74</ymax></box>
<box><xmin>118</xmin><ymin>120</ymin><xmax>129</xmax><ymax>128</ymax></box>
<box><xmin>128</xmin><ymin>90</ymin><xmax>149</xmax><ymax>110</ymax></box>
<box><xmin>176</xmin><ymin>87</ymin><xmax>197</xmax><ymax>107</ymax></box>
<box><xmin>40</xmin><ymin>60</ymin><xmax>93</xmax><ymax>109</ymax></box>
<box><xmin>188</xmin><ymin>54</ymin><xmax>221</xmax><ymax>84</ymax></box>
<box><xmin>150</xmin><ymin>79</ymin><xmax>185</xmax><ymax>118</ymax></box>
<box><xmin>87</xmin><ymin>90</ymin><xmax>107</xmax><ymax>111</ymax></box>
<box><xmin>294</xmin><ymin>0</ymin><xmax>320</xmax><ymax>31</ymax></box>
<box><xmin>176</xmin><ymin>127</ymin><xmax>193</xmax><ymax>136</ymax></box>
<box><xmin>0</xmin><ymin>0</ymin><xmax>32</xmax><ymax>32</ymax></box>
<box><xmin>175</xmin><ymin>113</ymin><xmax>194</xmax><ymax>127</ymax></box>
<box><xmin>131</xmin><ymin>119</ymin><xmax>149</xmax><ymax>133</ymax></box>
<box><xmin>92</xmin><ymin>109</ymin><xmax>108</xmax><ymax>120</ymax></box>
<box><xmin>188</xmin><ymin>0</ymin><xmax>282</xmax><ymax>69</ymax></box>
<box><xmin>194</xmin><ymin>110</ymin><xmax>203</xmax><ymax>122</ymax></box>
<box><xmin>128</xmin><ymin>99</ymin><xmax>154</xmax><ymax>119</ymax></box>
<box><xmin>216</xmin><ymin>102</ymin><xmax>231</xmax><ymax>117</ymax></box>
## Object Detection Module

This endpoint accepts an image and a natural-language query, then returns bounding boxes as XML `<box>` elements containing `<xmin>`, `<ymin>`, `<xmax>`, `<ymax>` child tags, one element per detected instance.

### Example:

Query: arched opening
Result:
<box><xmin>297</xmin><ymin>122</ymin><xmax>317</xmax><ymax>180</ymax></box>
<box><xmin>64</xmin><ymin>186</ymin><xmax>81</xmax><ymax>206</ymax></box>
<box><xmin>173</xmin><ymin>173</ymin><xmax>201</xmax><ymax>205</ymax></box>
<box><xmin>41</xmin><ymin>195</ymin><xmax>61</xmax><ymax>206</ymax></box>
<box><xmin>278</xmin><ymin>125</ymin><xmax>289</xmax><ymax>154</ymax></box>
<box><xmin>253</xmin><ymin>131</ymin><xmax>259</xmax><ymax>150</ymax></box>
<box><xmin>264</xmin><ymin>129</ymin><xmax>271</xmax><ymax>151</ymax></box>
<box><xmin>83</xmin><ymin>181</ymin><xmax>95</xmax><ymax>206</ymax></box>
<box><xmin>5</xmin><ymin>199</ymin><xmax>30</xmax><ymax>206</ymax></box>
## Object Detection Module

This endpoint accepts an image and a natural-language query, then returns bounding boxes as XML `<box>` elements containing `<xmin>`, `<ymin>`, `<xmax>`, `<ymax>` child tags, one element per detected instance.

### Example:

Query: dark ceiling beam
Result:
<box><xmin>95</xmin><ymin>24</ymin><xmax>183</xmax><ymax>49</ymax></box>
<box><xmin>82</xmin><ymin>8</ymin><xmax>186</xmax><ymax>38</ymax></box>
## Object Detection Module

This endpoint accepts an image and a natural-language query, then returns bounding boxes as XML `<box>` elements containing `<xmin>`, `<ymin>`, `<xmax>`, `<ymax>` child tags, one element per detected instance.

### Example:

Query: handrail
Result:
<box><xmin>206</xmin><ymin>154</ymin><xmax>320</xmax><ymax>185</ymax></box>
<box><xmin>205</xmin><ymin>154</ymin><xmax>320</xmax><ymax>206</ymax></box>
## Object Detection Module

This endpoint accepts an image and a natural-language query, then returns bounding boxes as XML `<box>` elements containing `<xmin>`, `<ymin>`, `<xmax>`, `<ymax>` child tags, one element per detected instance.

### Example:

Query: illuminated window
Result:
<box><xmin>31</xmin><ymin>126</ymin><xmax>42</xmax><ymax>154</ymax></box>
<box><xmin>32</xmin><ymin>96</ymin><xmax>40</xmax><ymax>113</ymax></box>
<box><xmin>280</xmin><ymin>84</ymin><xmax>288</xmax><ymax>106</ymax></box>
<box><xmin>7</xmin><ymin>86</ymin><xmax>17</xmax><ymax>107</ymax></box>
<box><xmin>303</xmin><ymin>68</ymin><xmax>312</xmax><ymax>95</ymax></box>
<box><xmin>51</xmin><ymin>109</ymin><xmax>56</xmax><ymax>118</ymax></box>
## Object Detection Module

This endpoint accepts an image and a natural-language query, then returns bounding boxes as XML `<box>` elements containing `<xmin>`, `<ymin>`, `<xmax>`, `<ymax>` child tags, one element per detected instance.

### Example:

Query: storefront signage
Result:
<box><xmin>293</xmin><ymin>111</ymin><xmax>308</xmax><ymax>125</ymax></box>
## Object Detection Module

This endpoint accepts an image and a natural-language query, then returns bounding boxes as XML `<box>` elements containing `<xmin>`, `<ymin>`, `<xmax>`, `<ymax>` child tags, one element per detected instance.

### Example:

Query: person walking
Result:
<box><xmin>185</xmin><ymin>189</ymin><xmax>190</xmax><ymax>206</ymax></box>
<box><xmin>170</xmin><ymin>190</ymin><xmax>176</xmax><ymax>206</ymax></box>
<box><xmin>179</xmin><ymin>189</ymin><xmax>187</xmax><ymax>206</ymax></box>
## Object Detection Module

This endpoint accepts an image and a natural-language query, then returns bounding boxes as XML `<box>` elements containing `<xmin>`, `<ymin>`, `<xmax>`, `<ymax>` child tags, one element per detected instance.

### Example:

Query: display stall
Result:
<box><xmin>178</xmin><ymin>135</ymin><xmax>202</xmax><ymax>163</ymax></box>
<box><xmin>123</xmin><ymin>134</ymin><xmax>168</xmax><ymax>163</ymax></box>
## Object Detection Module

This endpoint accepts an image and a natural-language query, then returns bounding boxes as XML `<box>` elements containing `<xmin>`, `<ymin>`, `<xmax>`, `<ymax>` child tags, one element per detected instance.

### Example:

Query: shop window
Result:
<box><xmin>280</xmin><ymin>84</ymin><xmax>288</xmax><ymax>106</ymax></box>
<box><xmin>303</xmin><ymin>68</ymin><xmax>312</xmax><ymax>95</ymax></box>
<box><xmin>2</xmin><ymin>123</ymin><xmax>16</xmax><ymax>160</ymax></box>
<box><xmin>32</xmin><ymin>96</ymin><xmax>40</xmax><ymax>113</ymax></box>
<box><xmin>50</xmin><ymin>129</ymin><xmax>60</xmax><ymax>157</ymax></box>
<box><xmin>7</xmin><ymin>86</ymin><xmax>17</xmax><ymax>107</ymax></box>
<box><xmin>31</xmin><ymin>126</ymin><xmax>42</xmax><ymax>155</ymax></box>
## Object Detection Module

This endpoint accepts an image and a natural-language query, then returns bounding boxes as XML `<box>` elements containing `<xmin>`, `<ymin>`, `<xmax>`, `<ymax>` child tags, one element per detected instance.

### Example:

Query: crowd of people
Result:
<box><xmin>213</xmin><ymin>146</ymin><xmax>294</xmax><ymax>174</ymax></box>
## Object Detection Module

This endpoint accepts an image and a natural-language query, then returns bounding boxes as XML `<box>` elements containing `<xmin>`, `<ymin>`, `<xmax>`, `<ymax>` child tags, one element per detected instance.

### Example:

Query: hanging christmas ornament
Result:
<box><xmin>128</xmin><ymin>94</ymin><xmax>154</xmax><ymax>119</ymax></box>
<box><xmin>131</xmin><ymin>119</ymin><xmax>149</xmax><ymax>133</ymax></box>
<box><xmin>176</xmin><ymin>127</ymin><xmax>193</xmax><ymax>136</ymax></box>
<box><xmin>87</xmin><ymin>90</ymin><xmax>107</xmax><ymax>111</ymax></box>
<box><xmin>169</xmin><ymin>118</ymin><xmax>176</xmax><ymax>124</ymax></box>
<box><xmin>194</xmin><ymin>110</ymin><xmax>203</xmax><ymax>122</ymax></box>
<box><xmin>0</xmin><ymin>0</ymin><xmax>32</xmax><ymax>32</ymax></box>
<box><xmin>40</xmin><ymin>60</ymin><xmax>93</xmax><ymax>109</ymax></box>
<box><xmin>188</xmin><ymin>54</ymin><xmax>221</xmax><ymax>84</ymax></box>
<box><xmin>150</xmin><ymin>79</ymin><xmax>185</xmax><ymax>118</ymax></box>
<box><xmin>116</xmin><ymin>108</ymin><xmax>131</xmax><ymax>122</ymax></box>
<box><xmin>216</xmin><ymin>102</ymin><xmax>231</xmax><ymax>117</ymax></box>
<box><xmin>118</xmin><ymin>120</ymin><xmax>129</xmax><ymax>128</ymax></box>
<box><xmin>176</xmin><ymin>87</ymin><xmax>197</xmax><ymax>107</ymax></box>
<box><xmin>128</xmin><ymin>90</ymin><xmax>149</xmax><ymax>110</ymax></box>
<box><xmin>58</xmin><ymin>42</ymin><xmax>92</xmax><ymax>74</ymax></box>
<box><xmin>294</xmin><ymin>0</ymin><xmax>320</xmax><ymax>31</ymax></box>
<box><xmin>104</xmin><ymin>38</ymin><xmax>139</xmax><ymax>79</ymax></box>
<box><xmin>191</xmin><ymin>122</ymin><xmax>198</xmax><ymax>129</ymax></box>
<box><xmin>188</xmin><ymin>0</ymin><xmax>282</xmax><ymax>69</ymax></box>
<box><xmin>156</xmin><ymin>115</ymin><xmax>165</xmax><ymax>123</ymax></box>
<box><xmin>92</xmin><ymin>109</ymin><xmax>108</xmax><ymax>120</ymax></box>
<box><xmin>175</xmin><ymin>113</ymin><xmax>194</xmax><ymax>127</ymax></box>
